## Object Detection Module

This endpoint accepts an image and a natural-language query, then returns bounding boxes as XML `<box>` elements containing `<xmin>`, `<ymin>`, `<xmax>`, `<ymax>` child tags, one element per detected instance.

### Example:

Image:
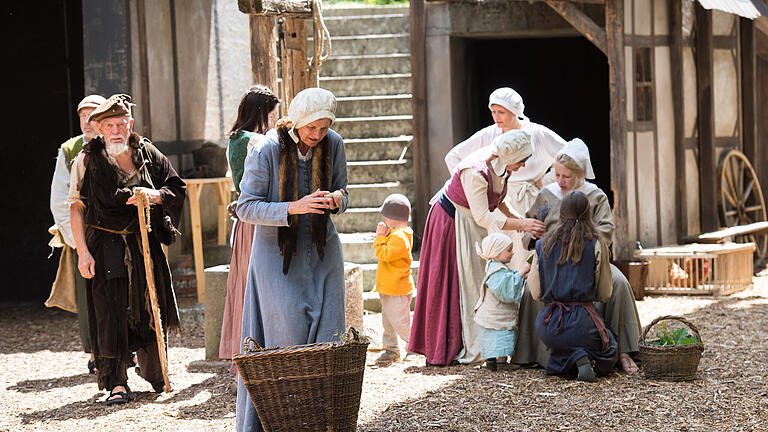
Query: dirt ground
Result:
<box><xmin>2</xmin><ymin>273</ymin><xmax>767</xmax><ymax>432</ymax></box>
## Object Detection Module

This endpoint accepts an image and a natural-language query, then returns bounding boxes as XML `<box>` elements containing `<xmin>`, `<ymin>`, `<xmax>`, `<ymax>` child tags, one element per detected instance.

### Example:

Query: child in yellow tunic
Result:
<box><xmin>374</xmin><ymin>194</ymin><xmax>415</xmax><ymax>365</ymax></box>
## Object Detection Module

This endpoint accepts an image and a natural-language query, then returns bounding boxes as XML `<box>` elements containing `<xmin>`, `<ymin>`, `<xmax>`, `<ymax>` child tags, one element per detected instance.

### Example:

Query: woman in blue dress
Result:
<box><xmin>234</xmin><ymin>88</ymin><xmax>348</xmax><ymax>431</ymax></box>
<box><xmin>529</xmin><ymin>190</ymin><xmax>617</xmax><ymax>381</ymax></box>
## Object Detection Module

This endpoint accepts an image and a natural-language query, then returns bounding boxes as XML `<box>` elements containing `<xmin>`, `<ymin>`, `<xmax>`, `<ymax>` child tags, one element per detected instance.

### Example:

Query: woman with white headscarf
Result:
<box><xmin>444</xmin><ymin>87</ymin><xmax>567</xmax><ymax>216</ymax></box>
<box><xmin>511</xmin><ymin>138</ymin><xmax>642</xmax><ymax>374</ymax></box>
<box><xmin>235</xmin><ymin>88</ymin><xmax>349</xmax><ymax>431</ymax></box>
<box><xmin>409</xmin><ymin>130</ymin><xmax>545</xmax><ymax>367</ymax></box>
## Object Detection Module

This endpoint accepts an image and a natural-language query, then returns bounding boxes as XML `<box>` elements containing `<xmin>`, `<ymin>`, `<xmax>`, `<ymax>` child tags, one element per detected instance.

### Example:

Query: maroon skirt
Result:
<box><xmin>219</xmin><ymin>220</ymin><xmax>255</xmax><ymax>360</ymax></box>
<box><xmin>408</xmin><ymin>201</ymin><xmax>463</xmax><ymax>365</ymax></box>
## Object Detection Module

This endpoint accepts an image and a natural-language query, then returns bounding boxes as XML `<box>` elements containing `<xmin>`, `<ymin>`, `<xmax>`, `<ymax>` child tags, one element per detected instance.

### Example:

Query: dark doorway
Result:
<box><xmin>2</xmin><ymin>0</ymin><xmax>84</xmax><ymax>302</ymax></box>
<box><xmin>451</xmin><ymin>36</ymin><xmax>612</xmax><ymax>204</ymax></box>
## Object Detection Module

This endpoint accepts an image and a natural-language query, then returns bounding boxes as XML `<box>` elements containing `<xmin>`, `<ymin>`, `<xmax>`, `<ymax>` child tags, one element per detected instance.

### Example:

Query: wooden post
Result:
<box><xmin>279</xmin><ymin>18</ymin><xmax>311</xmax><ymax>110</ymax></box>
<box><xmin>136</xmin><ymin>0</ymin><xmax>152</xmax><ymax>137</ymax></box>
<box><xmin>741</xmin><ymin>18</ymin><xmax>757</xmax><ymax>173</ymax></box>
<box><xmin>135</xmin><ymin>190</ymin><xmax>171</xmax><ymax>392</ymax></box>
<box><xmin>695</xmin><ymin>5</ymin><xmax>716</xmax><ymax>232</ymax></box>
<box><xmin>249</xmin><ymin>15</ymin><xmax>278</xmax><ymax>91</ymax></box>
<box><xmin>187</xmin><ymin>183</ymin><xmax>205</xmax><ymax>302</ymax></box>
<box><xmin>669</xmin><ymin>0</ymin><xmax>688</xmax><ymax>241</ymax></box>
<box><xmin>410</xmin><ymin>0</ymin><xmax>429</xmax><ymax>236</ymax></box>
<box><xmin>606</xmin><ymin>0</ymin><xmax>629</xmax><ymax>260</ymax></box>
<box><xmin>545</xmin><ymin>1</ymin><xmax>607</xmax><ymax>55</ymax></box>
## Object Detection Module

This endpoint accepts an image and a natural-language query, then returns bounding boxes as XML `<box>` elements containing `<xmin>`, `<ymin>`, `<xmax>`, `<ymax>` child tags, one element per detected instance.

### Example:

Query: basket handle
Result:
<box><xmin>346</xmin><ymin>327</ymin><xmax>361</xmax><ymax>342</ymax></box>
<box><xmin>242</xmin><ymin>336</ymin><xmax>263</xmax><ymax>354</ymax></box>
<box><xmin>640</xmin><ymin>315</ymin><xmax>703</xmax><ymax>345</ymax></box>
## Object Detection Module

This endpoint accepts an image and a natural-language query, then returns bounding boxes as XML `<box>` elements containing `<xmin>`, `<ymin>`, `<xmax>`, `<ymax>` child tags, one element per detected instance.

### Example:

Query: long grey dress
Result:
<box><xmin>234</xmin><ymin>129</ymin><xmax>348</xmax><ymax>432</ymax></box>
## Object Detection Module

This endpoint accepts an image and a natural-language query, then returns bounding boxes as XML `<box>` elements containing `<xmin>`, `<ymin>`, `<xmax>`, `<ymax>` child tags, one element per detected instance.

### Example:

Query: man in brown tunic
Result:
<box><xmin>68</xmin><ymin>94</ymin><xmax>186</xmax><ymax>405</ymax></box>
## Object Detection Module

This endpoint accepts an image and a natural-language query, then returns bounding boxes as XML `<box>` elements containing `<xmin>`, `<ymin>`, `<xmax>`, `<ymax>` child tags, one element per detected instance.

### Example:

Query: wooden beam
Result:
<box><xmin>248</xmin><ymin>15</ymin><xmax>278</xmax><ymax>91</ymax></box>
<box><xmin>136</xmin><ymin>0</ymin><xmax>152</xmax><ymax>138</ymax></box>
<box><xmin>695</xmin><ymin>4</ymin><xmax>717</xmax><ymax>232</ymax></box>
<box><xmin>670</xmin><ymin>0</ymin><xmax>688</xmax><ymax>241</ymax></box>
<box><xmin>741</xmin><ymin>18</ymin><xmax>757</xmax><ymax>174</ymax></box>
<box><xmin>605</xmin><ymin>0</ymin><xmax>629</xmax><ymax>259</ymax></box>
<box><xmin>238</xmin><ymin>0</ymin><xmax>312</xmax><ymax>18</ymax></box>
<box><xmin>278</xmin><ymin>18</ymin><xmax>311</xmax><ymax>108</ymax></box>
<box><xmin>410</xmin><ymin>0</ymin><xmax>430</xmax><ymax>237</ymax></box>
<box><xmin>545</xmin><ymin>0</ymin><xmax>607</xmax><ymax>55</ymax></box>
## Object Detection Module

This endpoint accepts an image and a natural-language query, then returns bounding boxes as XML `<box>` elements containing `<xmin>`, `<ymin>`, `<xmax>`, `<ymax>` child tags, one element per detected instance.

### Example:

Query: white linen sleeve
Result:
<box><xmin>50</xmin><ymin>148</ymin><xmax>75</xmax><ymax>248</ymax></box>
<box><xmin>445</xmin><ymin>126</ymin><xmax>493</xmax><ymax>173</ymax></box>
<box><xmin>528</xmin><ymin>255</ymin><xmax>541</xmax><ymax>301</ymax></box>
<box><xmin>459</xmin><ymin>169</ymin><xmax>507</xmax><ymax>232</ymax></box>
<box><xmin>532</xmin><ymin>123</ymin><xmax>567</xmax><ymax>160</ymax></box>
<box><xmin>67</xmin><ymin>152</ymin><xmax>87</xmax><ymax>207</ymax></box>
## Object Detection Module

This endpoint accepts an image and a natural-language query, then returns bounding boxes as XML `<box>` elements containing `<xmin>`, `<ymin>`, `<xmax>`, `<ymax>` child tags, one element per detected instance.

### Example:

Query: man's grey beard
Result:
<box><xmin>107</xmin><ymin>141</ymin><xmax>129</xmax><ymax>157</ymax></box>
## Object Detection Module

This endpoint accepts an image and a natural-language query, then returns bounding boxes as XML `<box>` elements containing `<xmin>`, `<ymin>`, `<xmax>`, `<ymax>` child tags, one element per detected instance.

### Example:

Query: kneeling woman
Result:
<box><xmin>529</xmin><ymin>191</ymin><xmax>617</xmax><ymax>381</ymax></box>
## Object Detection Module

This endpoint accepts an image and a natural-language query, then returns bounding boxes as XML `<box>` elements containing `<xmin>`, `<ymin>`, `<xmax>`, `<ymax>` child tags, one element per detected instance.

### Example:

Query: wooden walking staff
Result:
<box><xmin>135</xmin><ymin>189</ymin><xmax>171</xmax><ymax>392</ymax></box>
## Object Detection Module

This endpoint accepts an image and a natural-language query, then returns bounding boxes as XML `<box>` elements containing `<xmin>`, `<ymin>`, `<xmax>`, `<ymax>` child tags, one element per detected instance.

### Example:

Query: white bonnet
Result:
<box><xmin>287</xmin><ymin>88</ymin><xmax>337</xmax><ymax>143</ymax></box>
<box><xmin>489</xmin><ymin>129</ymin><xmax>533</xmax><ymax>177</ymax></box>
<box><xmin>475</xmin><ymin>232</ymin><xmax>514</xmax><ymax>261</ymax></box>
<box><xmin>557</xmin><ymin>138</ymin><xmax>595</xmax><ymax>180</ymax></box>
<box><xmin>488</xmin><ymin>87</ymin><xmax>526</xmax><ymax>120</ymax></box>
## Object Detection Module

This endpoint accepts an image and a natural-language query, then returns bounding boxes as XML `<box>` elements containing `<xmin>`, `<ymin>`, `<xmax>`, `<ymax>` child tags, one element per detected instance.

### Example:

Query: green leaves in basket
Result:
<box><xmin>645</xmin><ymin>323</ymin><xmax>701</xmax><ymax>346</ymax></box>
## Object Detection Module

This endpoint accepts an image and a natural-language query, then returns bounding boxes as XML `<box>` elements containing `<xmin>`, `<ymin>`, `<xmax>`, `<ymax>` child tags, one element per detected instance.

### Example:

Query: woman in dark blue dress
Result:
<box><xmin>528</xmin><ymin>190</ymin><xmax>617</xmax><ymax>381</ymax></box>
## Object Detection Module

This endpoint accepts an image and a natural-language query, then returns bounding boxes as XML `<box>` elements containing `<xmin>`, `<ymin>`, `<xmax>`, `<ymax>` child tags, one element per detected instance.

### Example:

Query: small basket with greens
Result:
<box><xmin>639</xmin><ymin>315</ymin><xmax>704</xmax><ymax>381</ymax></box>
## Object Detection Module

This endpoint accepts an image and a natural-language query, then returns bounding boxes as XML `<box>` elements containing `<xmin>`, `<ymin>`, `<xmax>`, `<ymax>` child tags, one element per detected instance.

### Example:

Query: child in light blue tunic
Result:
<box><xmin>474</xmin><ymin>233</ymin><xmax>529</xmax><ymax>371</ymax></box>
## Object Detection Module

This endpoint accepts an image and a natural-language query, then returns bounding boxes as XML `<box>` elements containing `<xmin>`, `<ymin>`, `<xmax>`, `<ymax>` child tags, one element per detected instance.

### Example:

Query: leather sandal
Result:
<box><xmin>106</xmin><ymin>386</ymin><xmax>133</xmax><ymax>406</ymax></box>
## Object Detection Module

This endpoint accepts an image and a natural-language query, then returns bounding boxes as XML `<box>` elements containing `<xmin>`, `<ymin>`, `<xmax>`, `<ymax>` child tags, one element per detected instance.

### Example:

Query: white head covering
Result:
<box><xmin>489</xmin><ymin>129</ymin><xmax>533</xmax><ymax>177</ymax></box>
<box><xmin>557</xmin><ymin>138</ymin><xmax>595</xmax><ymax>179</ymax></box>
<box><xmin>287</xmin><ymin>88</ymin><xmax>337</xmax><ymax>143</ymax></box>
<box><xmin>488</xmin><ymin>87</ymin><xmax>526</xmax><ymax>120</ymax></box>
<box><xmin>475</xmin><ymin>232</ymin><xmax>514</xmax><ymax>261</ymax></box>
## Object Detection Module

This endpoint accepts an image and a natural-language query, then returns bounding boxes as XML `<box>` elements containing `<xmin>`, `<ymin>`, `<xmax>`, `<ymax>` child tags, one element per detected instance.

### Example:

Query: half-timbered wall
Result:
<box><xmin>624</xmin><ymin>0</ymin><xmax>679</xmax><ymax>248</ymax></box>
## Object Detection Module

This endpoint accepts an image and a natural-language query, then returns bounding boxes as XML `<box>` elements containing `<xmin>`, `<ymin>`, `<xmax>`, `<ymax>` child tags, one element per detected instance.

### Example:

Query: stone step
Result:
<box><xmin>337</xmin><ymin>94</ymin><xmax>412</xmax><ymax>117</ymax></box>
<box><xmin>344</xmin><ymin>136</ymin><xmax>411</xmax><ymax>161</ymax></box>
<box><xmin>334</xmin><ymin>115</ymin><xmax>412</xmax><ymax>139</ymax></box>
<box><xmin>332</xmin><ymin>206</ymin><xmax>383</xmax><ymax>233</ymax></box>
<box><xmin>321</xmin><ymin>73</ymin><xmax>412</xmax><ymax>97</ymax></box>
<box><xmin>340</xmin><ymin>232</ymin><xmax>377</xmax><ymax>263</ymax></box>
<box><xmin>321</xmin><ymin>53</ymin><xmax>411</xmax><ymax>77</ymax></box>
<box><xmin>310</xmin><ymin>33</ymin><xmax>410</xmax><ymax>56</ymax></box>
<box><xmin>310</xmin><ymin>13</ymin><xmax>409</xmax><ymax>37</ymax></box>
<box><xmin>323</xmin><ymin>5</ymin><xmax>409</xmax><ymax>17</ymax></box>
<box><xmin>359</xmin><ymin>261</ymin><xmax>420</xmax><ymax>293</ymax></box>
<box><xmin>345</xmin><ymin>181</ymin><xmax>414</xmax><ymax>208</ymax></box>
<box><xmin>347</xmin><ymin>159</ymin><xmax>412</xmax><ymax>184</ymax></box>
<box><xmin>363</xmin><ymin>290</ymin><xmax>416</xmax><ymax>313</ymax></box>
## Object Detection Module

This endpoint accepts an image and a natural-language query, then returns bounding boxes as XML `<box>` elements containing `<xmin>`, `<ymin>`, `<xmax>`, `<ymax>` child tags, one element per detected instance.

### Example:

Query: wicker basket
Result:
<box><xmin>233</xmin><ymin>328</ymin><xmax>369</xmax><ymax>432</ymax></box>
<box><xmin>638</xmin><ymin>315</ymin><xmax>704</xmax><ymax>381</ymax></box>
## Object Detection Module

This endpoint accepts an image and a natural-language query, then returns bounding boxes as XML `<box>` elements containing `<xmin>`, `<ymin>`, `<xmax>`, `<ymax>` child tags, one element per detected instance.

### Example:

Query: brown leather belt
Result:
<box><xmin>87</xmin><ymin>224</ymin><xmax>135</xmax><ymax>235</ymax></box>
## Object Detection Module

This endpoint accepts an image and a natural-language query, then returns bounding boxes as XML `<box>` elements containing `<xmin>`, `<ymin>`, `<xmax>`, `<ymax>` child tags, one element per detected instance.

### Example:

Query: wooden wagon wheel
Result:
<box><xmin>717</xmin><ymin>149</ymin><xmax>768</xmax><ymax>262</ymax></box>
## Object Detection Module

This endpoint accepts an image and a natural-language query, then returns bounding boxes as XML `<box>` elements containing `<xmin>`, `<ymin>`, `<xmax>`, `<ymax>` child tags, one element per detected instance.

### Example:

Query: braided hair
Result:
<box><xmin>230</xmin><ymin>85</ymin><xmax>279</xmax><ymax>136</ymax></box>
<box><xmin>541</xmin><ymin>190</ymin><xmax>598</xmax><ymax>265</ymax></box>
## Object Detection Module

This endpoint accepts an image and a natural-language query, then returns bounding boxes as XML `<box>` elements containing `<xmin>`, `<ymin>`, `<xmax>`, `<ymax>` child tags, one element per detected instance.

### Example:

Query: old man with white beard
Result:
<box><xmin>68</xmin><ymin>94</ymin><xmax>186</xmax><ymax>406</ymax></box>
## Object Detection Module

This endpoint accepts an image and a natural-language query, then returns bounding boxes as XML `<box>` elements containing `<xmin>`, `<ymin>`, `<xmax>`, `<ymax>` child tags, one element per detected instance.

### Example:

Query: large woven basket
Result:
<box><xmin>639</xmin><ymin>315</ymin><xmax>704</xmax><ymax>381</ymax></box>
<box><xmin>233</xmin><ymin>328</ymin><xmax>369</xmax><ymax>432</ymax></box>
